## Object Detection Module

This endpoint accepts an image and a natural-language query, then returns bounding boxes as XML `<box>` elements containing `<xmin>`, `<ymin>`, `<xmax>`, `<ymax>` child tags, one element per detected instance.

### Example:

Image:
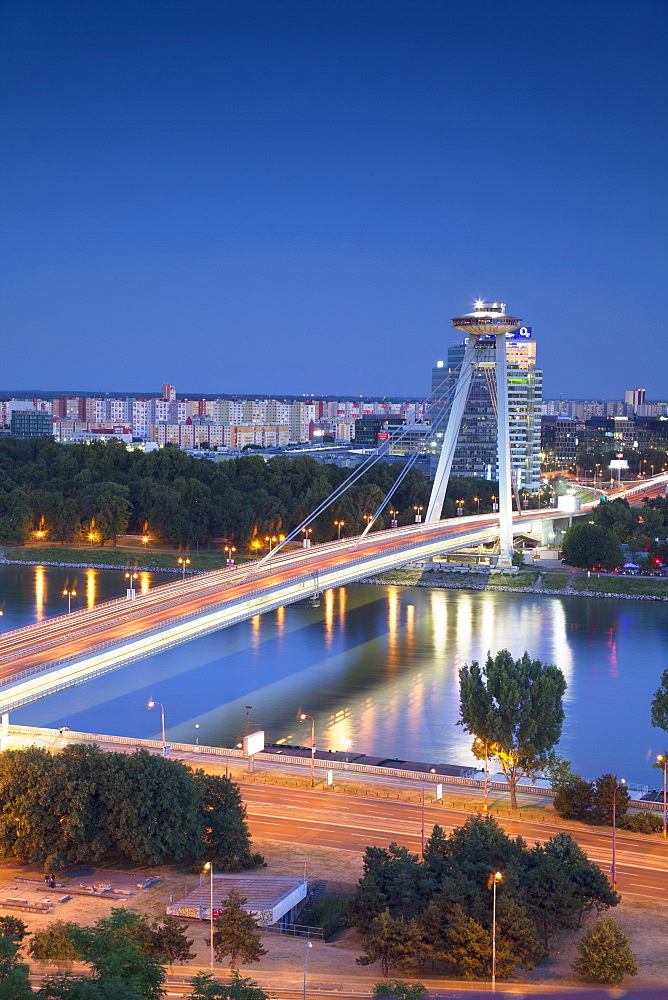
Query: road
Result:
<box><xmin>240</xmin><ymin>783</ymin><xmax>668</xmax><ymax>899</ymax></box>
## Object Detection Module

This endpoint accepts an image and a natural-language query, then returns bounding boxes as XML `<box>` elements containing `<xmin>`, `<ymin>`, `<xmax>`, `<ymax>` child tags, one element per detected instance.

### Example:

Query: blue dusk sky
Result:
<box><xmin>1</xmin><ymin>0</ymin><xmax>666</xmax><ymax>399</ymax></box>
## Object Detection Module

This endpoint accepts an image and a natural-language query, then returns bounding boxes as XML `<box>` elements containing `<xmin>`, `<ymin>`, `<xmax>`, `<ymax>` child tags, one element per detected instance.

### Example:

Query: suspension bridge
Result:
<box><xmin>1</xmin><ymin>301</ymin><xmax>665</xmax><ymax>715</ymax></box>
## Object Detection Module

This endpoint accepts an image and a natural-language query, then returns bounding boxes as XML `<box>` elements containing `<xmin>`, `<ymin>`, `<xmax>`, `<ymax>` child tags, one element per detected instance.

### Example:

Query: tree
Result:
<box><xmin>651</xmin><ymin>667</ymin><xmax>668</xmax><ymax>733</ymax></box>
<box><xmin>0</xmin><ymin>916</ymin><xmax>28</xmax><ymax>942</ymax></box>
<box><xmin>209</xmin><ymin>890</ymin><xmax>267</xmax><ymax>969</ymax></box>
<box><xmin>373</xmin><ymin>980</ymin><xmax>427</xmax><ymax>999</ymax></box>
<box><xmin>29</xmin><ymin>921</ymin><xmax>83</xmax><ymax>970</ymax></box>
<box><xmin>192</xmin><ymin>771</ymin><xmax>263</xmax><ymax>870</ymax></box>
<box><xmin>151</xmin><ymin>915</ymin><xmax>195</xmax><ymax>970</ymax></box>
<box><xmin>561</xmin><ymin>522</ymin><xmax>623</xmax><ymax>570</ymax></box>
<box><xmin>571</xmin><ymin>916</ymin><xmax>639</xmax><ymax>984</ymax></box>
<box><xmin>356</xmin><ymin>909</ymin><xmax>425</xmax><ymax>977</ymax></box>
<box><xmin>187</xmin><ymin>971</ymin><xmax>270</xmax><ymax>1000</ymax></box>
<box><xmin>73</xmin><ymin>909</ymin><xmax>166</xmax><ymax>999</ymax></box>
<box><xmin>0</xmin><ymin>932</ymin><xmax>33</xmax><ymax>1000</ymax></box>
<box><xmin>458</xmin><ymin>650</ymin><xmax>567</xmax><ymax>808</ymax></box>
<box><xmin>591</xmin><ymin>774</ymin><xmax>630</xmax><ymax>826</ymax></box>
<box><xmin>82</xmin><ymin>482</ymin><xmax>131</xmax><ymax>545</ymax></box>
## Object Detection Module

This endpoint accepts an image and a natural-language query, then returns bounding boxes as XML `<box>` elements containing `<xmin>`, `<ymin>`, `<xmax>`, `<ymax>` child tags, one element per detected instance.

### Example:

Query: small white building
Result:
<box><xmin>167</xmin><ymin>874</ymin><xmax>307</xmax><ymax>927</ymax></box>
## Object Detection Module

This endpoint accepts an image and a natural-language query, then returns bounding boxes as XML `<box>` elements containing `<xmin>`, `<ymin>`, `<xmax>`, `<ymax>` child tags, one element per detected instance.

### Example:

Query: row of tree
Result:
<box><xmin>0</xmin><ymin>744</ymin><xmax>263</xmax><ymax>872</ymax></box>
<box><xmin>560</xmin><ymin>496</ymin><xmax>668</xmax><ymax>570</ymax></box>
<box><xmin>0</xmin><ymin>907</ymin><xmax>271</xmax><ymax>999</ymax></box>
<box><xmin>0</xmin><ymin>437</ymin><xmax>438</xmax><ymax>548</ymax></box>
<box><xmin>346</xmin><ymin>815</ymin><xmax>619</xmax><ymax>980</ymax></box>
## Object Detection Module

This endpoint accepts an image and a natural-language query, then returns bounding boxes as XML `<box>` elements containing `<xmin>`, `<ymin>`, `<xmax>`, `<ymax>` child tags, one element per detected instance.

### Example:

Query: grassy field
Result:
<box><xmin>2</xmin><ymin>545</ymin><xmax>242</xmax><ymax>572</ymax></box>
<box><xmin>488</xmin><ymin>570</ymin><xmax>540</xmax><ymax>587</ymax></box>
<box><xmin>571</xmin><ymin>574</ymin><xmax>668</xmax><ymax>597</ymax></box>
<box><xmin>540</xmin><ymin>573</ymin><xmax>571</xmax><ymax>589</ymax></box>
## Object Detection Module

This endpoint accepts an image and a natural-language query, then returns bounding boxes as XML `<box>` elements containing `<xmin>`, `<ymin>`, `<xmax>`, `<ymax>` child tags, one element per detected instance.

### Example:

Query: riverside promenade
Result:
<box><xmin>0</xmin><ymin>719</ymin><xmax>658</xmax><ymax>811</ymax></box>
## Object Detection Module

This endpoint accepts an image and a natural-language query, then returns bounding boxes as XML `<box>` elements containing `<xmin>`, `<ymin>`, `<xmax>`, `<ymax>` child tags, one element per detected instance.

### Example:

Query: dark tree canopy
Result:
<box><xmin>561</xmin><ymin>521</ymin><xmax>623</xmax><ymax>570</ymax></box>
<box><xmin>0</xmin><ymin>745</ymin><xmax>261</xmax><ymax>872</ymax></box>
<box><xmin>458</xmin><ymin>649</ymin><xmax>567</xmax><ymax>808</ymax></box>
<box><xmin>347</xmin><ymin>815</ymin><xmax>618</xmax><ymax>981</ymax></box>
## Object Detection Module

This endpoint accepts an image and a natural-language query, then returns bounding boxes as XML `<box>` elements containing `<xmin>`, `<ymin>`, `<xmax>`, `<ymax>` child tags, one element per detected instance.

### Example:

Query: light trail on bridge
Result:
<box><xmin>0</xmin><ymin>472</ymin><xmax>666</xmax><ymax>714</ymax></box>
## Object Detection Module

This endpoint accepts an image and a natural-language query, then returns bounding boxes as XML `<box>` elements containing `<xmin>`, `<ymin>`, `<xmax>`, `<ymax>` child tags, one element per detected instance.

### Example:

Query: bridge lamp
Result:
<box><xmin>62</xmin><ymin>589</ymin><xmax>77</xmax><ymax>614</ymax></box>
<box><xmin>177</xmin><ymin>557</ymin><xmax>191</xmax><ymax>580</ymax></box>
<box><xmin>147</xmin><ymin>699</ymin><xmax>166</xmax><ymax>745</ymax></box>
<box><xmin>333</xmin><ymin>519</ymin><xmax>345</xmax><ymax>541</ymax></box>
<box><xmin>389</xmin><ymin>508</ymin><xmax>398</xmax><ymax>528</ymax></box>
<box><xmin>413</xmin><ymin>505</ymin><xmax>424</xmax><ymax>523</ymax></box>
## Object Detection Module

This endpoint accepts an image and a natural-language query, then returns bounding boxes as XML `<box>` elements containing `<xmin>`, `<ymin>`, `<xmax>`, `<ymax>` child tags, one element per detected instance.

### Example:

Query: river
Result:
<box><xmin>1</xmin><ymin>563</ymin><xmax>667</xmax><ymax>785</ymax></box>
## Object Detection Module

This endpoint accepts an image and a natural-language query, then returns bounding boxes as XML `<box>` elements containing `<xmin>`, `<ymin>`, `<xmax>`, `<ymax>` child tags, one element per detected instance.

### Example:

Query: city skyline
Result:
<box><xmin>2</xmin><ymin>0</ymin><xmax>666</xmax><ymax>397</ymax></box>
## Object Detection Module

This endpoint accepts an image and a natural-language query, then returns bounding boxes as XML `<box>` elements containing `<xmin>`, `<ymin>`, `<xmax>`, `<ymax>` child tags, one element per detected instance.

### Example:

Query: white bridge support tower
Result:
<box><xmin>426</xmin><ymin>300</ymin><xmax>522</xmax><ymax>567</ymax></box>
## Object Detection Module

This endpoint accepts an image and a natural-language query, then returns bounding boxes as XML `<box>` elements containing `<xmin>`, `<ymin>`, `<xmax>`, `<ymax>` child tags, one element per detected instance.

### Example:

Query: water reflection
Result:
<box><xmin>4</xmin><ymin>564</ymin><xmax>668</xmax><ymax>782</ymax></box>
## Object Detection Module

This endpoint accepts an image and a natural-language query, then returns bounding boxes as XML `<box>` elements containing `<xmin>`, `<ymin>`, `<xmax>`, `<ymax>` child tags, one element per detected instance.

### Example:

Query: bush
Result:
<box><xmin>374</xmin><ymin>981</ymin><xmax>427</xmax><ymax>999</ymax></box>
<box><xmin>572</xmin><ymin>916</ymin><xmax>638</xmax><ymax>984</ymax></box>
<box><xmin>299</xmin><ymin>895</ymin><xmax>349</xmax><ymax>940</ymax></box>
<box><xmin>619</xmin><ymin>810</ymin><xmax>663</xmax><ymax>834</ymax></box>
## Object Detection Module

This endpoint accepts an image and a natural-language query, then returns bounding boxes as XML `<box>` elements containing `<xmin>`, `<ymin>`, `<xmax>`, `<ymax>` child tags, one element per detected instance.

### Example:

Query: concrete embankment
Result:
<box><xmin>364</xmin><ymin>566</ymin><xmax>668</xmax><ymax>602</ymax></box>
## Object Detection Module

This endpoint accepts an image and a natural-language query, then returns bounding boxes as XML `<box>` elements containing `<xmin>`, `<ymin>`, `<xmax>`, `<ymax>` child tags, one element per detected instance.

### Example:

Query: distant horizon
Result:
<box><xmin>0</xmin><ymin>386</ymin><xmax>662</xmax><ymax>404</ymax></box>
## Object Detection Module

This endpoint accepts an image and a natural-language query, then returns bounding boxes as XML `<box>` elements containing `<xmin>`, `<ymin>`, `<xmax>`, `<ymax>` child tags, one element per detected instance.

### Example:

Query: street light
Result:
<box><xmin>475</xmin><ymin>737</ymin><xmax>490</xmax><ymax>812</ymax></box>
<box><xmin>333</xmin><ymin>519</ymin><xmax>345</xmax><ymax>541</ymax></box>
<box><xmin>203</xmin><ymin>861</ymin><xmax>214</xmax><ymax>970</ymax></box>
<box><xmin>491</xmin><ymin>870</ymin><xmax>503</xmax><ymax>992</ymax></box>
<box><xmin>62</xmin><ymin>589</ymin><xmax>77</xmax><ymax>614</ymax></box>
<box><xmin>300</xmin><ymin>712</ymin><xmax>315</xmax><ymax>787</ymax></box>
<box><xmin>148</xmin><ymin>699</ymin><xmax>166</xmax><ymax>745</ymax></box>
<box><xmin>611</xmin><ymin>778</ymin><xmax>626</xmax><ymax>890</ymax></box>
<box><xmin>657</xmin><ymin>755</ymin><xmax>667</xmax><ymax>838</ymax></box>
<box><xmin>303</xmin><ymin>939</ymin><xmax>313</xmax><ymax>1000</ymax></box>
<box><xmin>389</xmin><ymin>508</ymin><xmax>398</xmax><ymax>528</ymax></box>
<box><xmin>88</xmin><ymin>532</ymin><xmax>95</xmax><ymax>548</ymax></box>
<box><xmin>224</xmin><ymin>545</ymin><xmax>236</xmax><ymax>567</ymax></box>
<box><xmin>473</xmin><ymin>496</ymin><xmax>480</xmax><ymax>514</ymax></box>
<box><xmin>142</xmin><ymin>534</ymin><xmax>149</xmax><ymax>548</ymax></box>
<box><xmin>195</xmin><ymin>724</ymin><xmax>200</xmax><ymax>745</ymax></box>
<box><xmin>124</xmin><ymin>571</ymin><xmax>137</xmax><ymax>599</ymax></box>
<box><xmin>456</xmin><ymin>499</ymin><xmax>464</xmax><ymax>516</ymax></box>
<box><xmin>177</xmin><ymin>557</ymin><xmax>191</xmax><ymax>580</ymax></box>
<box><xmin>421</xmin><ymin>768</ymin><xmax>436</xmax><ymax>856</ymax></box>
<box><xmin>413</xmin><ymin>505</ymin><xmax>424</xmax><ymax>523</ymax></box>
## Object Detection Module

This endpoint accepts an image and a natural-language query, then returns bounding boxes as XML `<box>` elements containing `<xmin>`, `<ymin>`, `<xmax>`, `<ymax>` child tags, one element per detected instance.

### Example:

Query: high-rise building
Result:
<box><xmin>10</xmin><ymin>410</ymin><xmax>54</xmax><ymax>438</ymax></box>
<box><xmin>430</xmin><ymin>328</ymin><xmax>543</xmax><ymax>492</ymax></box>
<box><xmin>625</xmin><ymin>388</ymin><xmax>646</xmax><ymax>413</ymax></box>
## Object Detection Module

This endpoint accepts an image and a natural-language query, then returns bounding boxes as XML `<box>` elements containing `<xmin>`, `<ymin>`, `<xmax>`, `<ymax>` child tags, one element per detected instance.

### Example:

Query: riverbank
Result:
<box><xmin>0</xmin><ymin>544</ymin><xmax>244</xmax><ymax>574</ymax></box>
<box><xmin>367</xmin><ymin>565</ymin><xmax>668</xmax><ymax>601</ymax></box>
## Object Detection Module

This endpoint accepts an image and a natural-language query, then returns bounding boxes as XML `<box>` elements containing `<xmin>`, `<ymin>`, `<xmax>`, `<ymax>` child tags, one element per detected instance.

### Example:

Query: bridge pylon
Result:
<box><xmin>425</xmin><ymin>300</ymin><xmax>522</xmax><ymax>567</ymax></box>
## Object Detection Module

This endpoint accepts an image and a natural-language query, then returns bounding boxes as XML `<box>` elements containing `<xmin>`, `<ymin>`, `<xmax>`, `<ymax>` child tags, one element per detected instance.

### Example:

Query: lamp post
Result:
<box><xmin>658</xmin><ymin>755</ymin><xmax>667</xmax><ymax>838</ymax></box>
<box><xmin>475</xmin><ymin>737</ymin><xmax>489</xmax><ymax>812</ymax></box>
<box><xmin>124</xmin><ymin>571</ymin><xmax>137</xmax><ymax>599</ymax></box>
<box><xmin>195</xmin><ymin>724</ymin><xmax>200</xmax><ymax>746</ymax></box>
<box><xmin>333</xmin><ymin>519</ymin><xmax>345</xmax><ymax>541</ymax></box>
<box><xmin>177</xmin><ymin>557</ymin><xmax>190</xmax><ymax>580</ymax></box>
<box><xmin>611</xmin><ymin>778</ymin><xmax>626</xmax><ymax>890</ymax></box>
<box><xmin>148</xmin><ymin>699</ymin><xmax>166</xmax><ymax>745</ymax></box>
<box><xmin>413</xmin><ymin>505</ymin><xmax>423</xmax><ymax>523</ymax></box>
<box><xmin>300</xmin><ymin>712</ymin><xmax>315</xmax><ymax>787</ymax></box>
<box><xmin>389</xmin><ymin>508</ymin><xmax>398</xmax><ymax>528</ymax></box>
<box><xmin>303</xmin><ymin>939</ymin><xmax>312</xmax><ymax>1000</ymax></box>
<box><xmin>491</xmin><ymin>870</ymin><xmax>503</xmax><ymax>992</ymax></box>
<box><xmin>62</xmin><ymin>589</ymin><xmax>77</xmax><ymax>614</ymax></box>
<box><xmin>421</xmin><ymin>768</ymin><xmax>436</xmax><ymax>856</ymax></box>
<box><xmin>224</xmin><ymin>545</ymin><xmax>236</xmax><ymax>567</ymax></box>
<box><xmin>88</xmin><ymin>532</ymin><xmax>95</xmax><ymax>548</ymax></box>
<box><xmin>203</xmin><ymin>861</ymin><xmax>214</xmax><ymax>970</ymax></box>
<box><xmin>473</xmin><ymin>495</ymin><xmax>480</xmax><ymax>514</ymax></box>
